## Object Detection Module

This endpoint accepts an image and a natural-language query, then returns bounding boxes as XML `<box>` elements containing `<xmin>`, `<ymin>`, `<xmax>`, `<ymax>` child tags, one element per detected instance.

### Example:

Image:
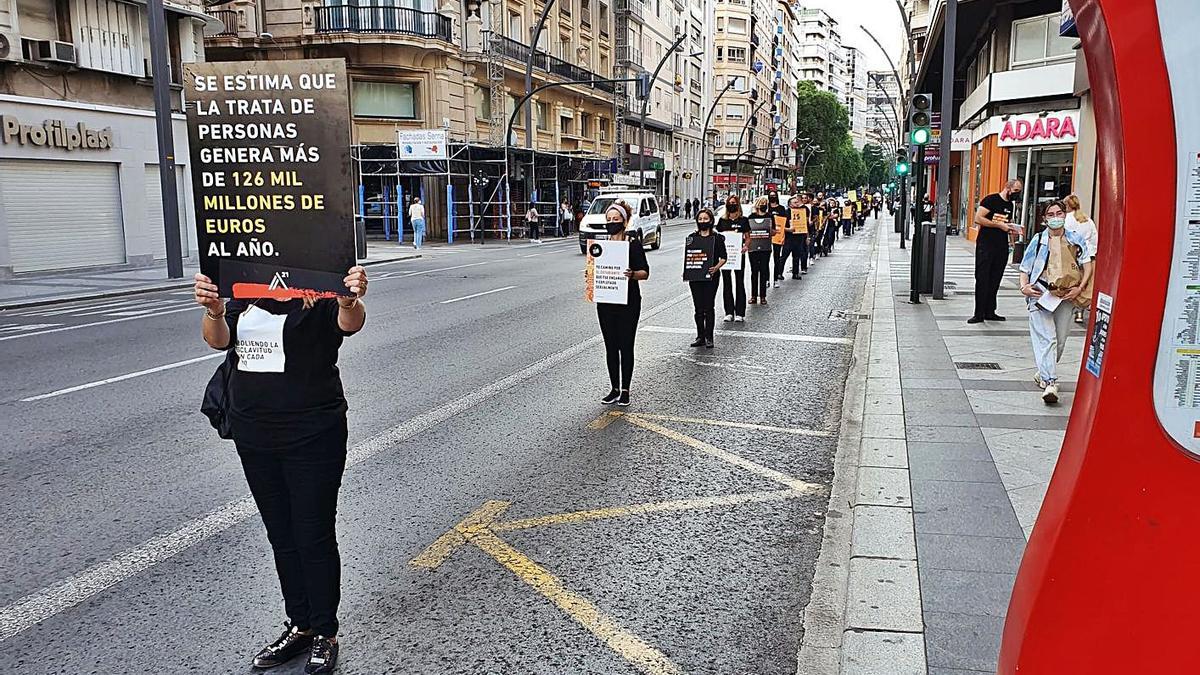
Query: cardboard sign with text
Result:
<box><xmin>584</xmin><ymin>239</ymin><xmax>630</xmax><ymax>305</ymax></box>
<box><xmin>683</xmin><ymin>234</ymin><xmax>716</xmax><ymax>281</ymax></box>
<box><xmin>184</xmin><ymin>59</ymin><xmax>355</xmax><ymax>299</ymax></box>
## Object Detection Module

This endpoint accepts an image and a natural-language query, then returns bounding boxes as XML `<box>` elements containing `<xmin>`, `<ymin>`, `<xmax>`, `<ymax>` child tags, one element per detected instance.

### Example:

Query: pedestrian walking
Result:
<box><xmin>748</xmin><ymin>210</ymin><xmax>772</xmax><ymax>305</ymax></box>
<box><xmin>1018</xmin><ymin>200</ymin><xmax>1093</xmax><ymax>403</ymax></box>
<box><xmin>840</xmin><ymin>198</ymin><xmax>855</xmax><ymax>237</ymax></box>
<box><xmin>560</xmin><ymin>200</ymin><xmax>572</xmax><ymax>237</ymax></box>
<box><xmin>685</xmin><ymin>198</ymin><xmax>693</xmax><ymax>220</ymax></box>
<box><xmin>1064</xmin><ymin>194</ymin><xmax>1099</xmax><ymax>324</ymax></box>
<box><xmin>969</xmin><ymin>178</ymin><xmax>1024</xmax><ymax>324</ymax></box>
<box><xmin>192</xmin><ymin>265</ymin><xmax>369</xmax><ymax>675</ymax></box>
<box><xmin>784</xmin><ymin>194</ymin><xmax>809</xmax><ymax>279</ymax></box>
<box><xmin>823</xmin><ymin>198</ymin><xmax>839</xmax><ymax>254</ymax></box>
<box><xmin>594</xmin><ymin>200</ymin><xmax>651</xmax><ymax>407</ymax></box>
<box><xmin>408</xmin><ymin>197</ymin><xmax>426</xmax><ymax>249</ymax></box>
<box><xmin>526</xmin><ymin>204</ymin><xmax>541</xmax><ymax>243</ymax></box>
<box><xmin>693</xmin><ymin>197</ymin><xmax>701</xmax><ymax>217</ymax></box>
<box><xmin>686</xmin><ymin>208</ymin><xmax>727</xmax><ymax>348</ymax></box>
<box><xmin>718</xmin><ymin>195</ymin><xmax>750</xmax><ymax>320</ymax></box>
<box><xmin>771</xmin><ymin>197</ymin><xmax>789</xmax><ymax>287</ymax></box>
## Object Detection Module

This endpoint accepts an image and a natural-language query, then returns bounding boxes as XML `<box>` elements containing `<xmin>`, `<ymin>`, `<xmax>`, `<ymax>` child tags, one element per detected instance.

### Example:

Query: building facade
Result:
<box><xmin>0</xmin><ymin>0</ymin><xmax>214</xmax><ymax>276</ymax></box>
<box><xmin>843</xmin><ymin>45</ymin><xmax>868</xmax><ymax>149</ymax></box>
<box><xmin>669</xmin><ymin>0</ymin><xmax>711</xmax><ymax>204</ymax></box>
<box><xmin>865</xmin><ymin>68</ymin><xmax>901</xmax><ymax>151</ymax></box>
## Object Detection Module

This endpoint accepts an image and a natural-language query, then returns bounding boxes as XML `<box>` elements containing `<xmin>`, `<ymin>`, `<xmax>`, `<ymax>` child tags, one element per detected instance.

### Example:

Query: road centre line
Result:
<box><xmin>641</xmin><ymin>325</ymin><xmax>853</xmax><ymax>345</ymax></box>
<box><xmin>0</xmin><ymin>306</ymin><xmax>199</xmax><ymax>342</ymax></box>
<box><xmin>394</xmin><ymin>260</ymin><xmax>490</xmax><ymax>278</ymax></box>
<box><xmin>438</xmin><ymin>285</ymin><xmax>517</xmax><ymax>305</ymax></box>
<box><xmin>0</xmin><ymin>291</ymin><xmax>692</xmax><ymax>644</ymax></box>
<box><xmin>20</xmin><ymin>353</ymin><xmax>225</xmax><ymax>402</ymax></box>
<box><xmin>591</xmin><ymin>411</ymin><xmax>832</xmax><ymax>437</ymax></box>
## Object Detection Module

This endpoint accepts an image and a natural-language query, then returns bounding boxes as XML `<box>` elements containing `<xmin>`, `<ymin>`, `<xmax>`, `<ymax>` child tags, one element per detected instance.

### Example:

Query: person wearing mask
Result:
<box><xmin>784</xmin><ymin>194</ymin><xmax>810</xmax><ymax>279</ymax></box>
<box><xmin>1018</xmin><ymin>200</ymin><xmax>1093</xmax><ymax>404</ymax></box>
<box><xmin>685</xmin><ymin>198</ymin><xmax>693</xmax><ymax>220</ymax></box>
<box><xmin>823</xmin><ymin>198</ymin><xmax>839</xmax><ymax>255</ymax></box>
<box><xmin>1064</xmin><ymin>194</ymin><xmax>1099</xmax><ymax>324</ymax></box>
<box><xmin>748</xmin><ymin>203</ymin><xmax>773</xmax><ymax>305</ymax></box>
<box><xmin>408</xmin><ymin>197</ymin><xmax>426</xmax><ymax>250</ymax></box>
<box><xmin>592</xmin><ymin>201</ymin><xmax>651</xmax><ymax>406</ymax></box>
<box><xmin>771</xmin><ymin>198</ymin><xmax>790</xmax><ymax>287</ymax></box>
<box><xmin>686</xmin><ymin>208</ymin><xmax>727</xmax><ymax>348</ymax></box>
<box><xmin>526</xmin><ymin>204</ymin><xmax>541</xmax><ymax>243</ymax></box>
<box><xmin>192</xmin><ymin>265</ymin><xmax>369</xmax><ymax>675</ymax></box>
<box><xmin>970</xmin><ymin>178</ymin><xmax>1024</xmax><ymax>324</ymax></box>
<box><xmin>718</xmin><ymin>195</ymin><xmax>751</xmax><ymax>321</ymax></box>
<box><xmin>840</xmin><ymin>198</ymin><xmax>856</xmax><ymax>237</ymax></box>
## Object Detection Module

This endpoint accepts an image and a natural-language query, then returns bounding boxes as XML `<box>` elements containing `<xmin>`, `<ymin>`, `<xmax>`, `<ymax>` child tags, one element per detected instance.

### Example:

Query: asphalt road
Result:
<box><xmin>0</xmin><ymin>217</ymin><xmax>878</xmax><ymax>674</ymax></box>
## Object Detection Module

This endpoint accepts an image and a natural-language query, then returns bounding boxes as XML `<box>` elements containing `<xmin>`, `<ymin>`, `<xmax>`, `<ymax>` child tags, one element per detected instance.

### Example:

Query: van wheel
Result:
<box><xmin>650</xmin><ymin>227</ymin><xmax>661</xmax><ymax>250</ymax></box>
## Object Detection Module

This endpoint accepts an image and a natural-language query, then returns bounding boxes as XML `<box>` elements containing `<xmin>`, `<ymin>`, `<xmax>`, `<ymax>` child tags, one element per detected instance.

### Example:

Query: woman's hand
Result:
<box><xmin>340</xmin><ymin>266</ymin><xmax>368</xmax><ymax>307</ymax></box>
<box><xmin>623</xmin><ymin>268</ymin><xmax>634</xmax><ymax>278</ymax></box>
<box><xmin>1020</xmin><ymin>283</ymin><xmax>1043</xmax><ymax>298</ymax></box>
<box><xmin>1062</xmin><ymin>285</ymin><xmax>1082</xmax><ymax>301</ymax></box>
<box><xmin>708</xmin><ymin>265</ymin><xmax>721</xmax><ymax>276</ymax></box>
<box><xmin>193</xmin><ymin>274</ymin><xmax>223</xmax><ymax>313</ymax></box>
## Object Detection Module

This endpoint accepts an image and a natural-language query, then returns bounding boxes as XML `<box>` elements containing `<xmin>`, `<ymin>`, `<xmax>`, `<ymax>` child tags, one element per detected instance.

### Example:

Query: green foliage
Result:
<box><xmin>862</xmin><ymin>143</ymin><xmax>891</xmax><ymax>187</ymax></box>
<box><xmin>809</xmin><ymin>135</ymin><xmax>865</xmax><ymax>187</ymax></box>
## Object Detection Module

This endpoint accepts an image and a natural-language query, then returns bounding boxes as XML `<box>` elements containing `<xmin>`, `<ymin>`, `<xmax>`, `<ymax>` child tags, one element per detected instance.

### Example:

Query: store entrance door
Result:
<box><xmin>1013</xmin><ymin>146</ymin><xmax>1076</xmax><ymax>231</ymax></box>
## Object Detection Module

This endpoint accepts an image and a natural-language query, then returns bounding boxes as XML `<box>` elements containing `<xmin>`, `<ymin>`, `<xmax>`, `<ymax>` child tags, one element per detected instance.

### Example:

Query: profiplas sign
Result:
<box><xmin>996</xmin><ymin>111</ymin><xmax>1080</xmax><ymax>147</ymax></box>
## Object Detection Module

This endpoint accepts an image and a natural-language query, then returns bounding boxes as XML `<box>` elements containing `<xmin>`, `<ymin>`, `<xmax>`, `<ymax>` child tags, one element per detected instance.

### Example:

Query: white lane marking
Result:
<box><xmin>20</xmin><ymin>353</ymin><xmax>225</xmax><ymax>402</ymax></box>
<box><xmin>438</xmin><ymin>285</ymin><xmax>517</xmax><ymax>305</ymax></box>
<box><xmin>10</xmin><ymin>297</ymin><xmax>152</xmax><ymax>317</ymax></box>
<box><xmin>641</xmin><ymin>325</ymin><xmax>854</xmax><ymax>345</ymax></box>
<box><xmin>70</xmin><ymin>299</ymin><xmax>186</xmax><ymax>317</ymax></box>
<box><xmin>397</xmin><ymin>261</ymin><xmax>490</xmax><ymax>278</ymax></box>
<box><xmin>0</xmin><ymin>323</ymin><xmax>62</xmax><ymax>332</ymax></box>
<box><xmin>0</xmin><ymin>306</ymin><xmax>198</xmax><ymax>342</ymax></box>
<box><xmin>0</xmin><ymin>291</ymin><xmax>691</xmax><ymax>643</ymax></box>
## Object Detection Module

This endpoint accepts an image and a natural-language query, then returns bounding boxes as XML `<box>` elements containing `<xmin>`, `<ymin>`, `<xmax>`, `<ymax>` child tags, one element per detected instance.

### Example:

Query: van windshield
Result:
<box><xmin>588</xmin><ymin>197</ymin><xmax>619</xmax><ymax>215</ymax></box>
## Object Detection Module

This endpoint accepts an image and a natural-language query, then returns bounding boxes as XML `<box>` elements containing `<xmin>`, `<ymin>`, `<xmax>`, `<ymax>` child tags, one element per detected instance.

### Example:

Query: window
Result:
<box><xmin>352</xmin><ymin>81</ymin><xmax>417</xmax><ymax>118</ymax></box>
<box><xmin>727</xmin><ymin>47</ymin><xmax>747</xmax><ymax>63</ymax></box>
<box><xmin>726</xmin><ymin>103</ymin><xmax>746</xmax><ymax>120</ymax></box>
<box><xmin>561</xmin><ymin>37</ymin><xmax>571</xmax><ymax>58</ymax></box>
<box><xmin>727</xmin><ymin>17</ymin><xmax>747</xmax><ymax>35</ymax></box>
<box><xmin>725</xmin><ymin>131</ymin><xmax>740</xmax><ymax>146</ymax></box>
<box><xmin>599</xmin><ymin>116</ymin><xmax>610</xmax><ymax>141</ymax></box>
<box><xmin>536</xmin><ymin>101</ymin><xmax>549</xmax><ymax>131</ymax></box>
<box><xmin>729</xmin><ymin>75</ymin><xmax>747</xmax><ymax>91</ymax></box>
<box><xmin>717</xmin><ymin>16</ymin><xmax>725</xmax><ymax>31</ymax></box>
<box><xmin>580</xmin><ymin>112</ymin><xmax>592</xmax><ymax>137</ymax></box>
<box><xmin>474</xmin><ymin>86</ymin><xmax>491</xmax><ymax>121</ymax></box>
<box><xmin>508</xmin><ymin>11</ymin><xmax>522</xmax><ymax>39</ymax></box>
<box><xmin>560</xmin><ymin>115</ymin><xmax>573</xmax><ymax>136</ymax></box>
<box><xmin>599</xmin><ymin>2</ymin><xmax>609</xmax><ymax>34</ymax></box>
<box><xmin>716</xmin><ymin>46</ymin><xmax>724</xmax><ymax>61</ymax></box>
<box><xmin>508</xmin><ymin>95</ymin><xmax>522</xmax><ymax>127</ymax></box>
<box><xmin>1011</xmin><ymin>14</ymin><xmax>1075</xmax><ymax>67</ymax></box>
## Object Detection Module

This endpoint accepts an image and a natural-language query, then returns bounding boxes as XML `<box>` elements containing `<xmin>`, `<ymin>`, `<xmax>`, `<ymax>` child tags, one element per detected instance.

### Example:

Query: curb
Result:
<box><xmin>0</xmin><ymin>254</ymin><xmax>422</xmax><ymax>311</ymax></box>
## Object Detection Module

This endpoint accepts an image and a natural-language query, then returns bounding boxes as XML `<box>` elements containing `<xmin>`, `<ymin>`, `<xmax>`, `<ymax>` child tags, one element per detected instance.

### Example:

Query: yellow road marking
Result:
<box><xmin>410</xmin><ymin>500</ymin><xmax>510</xmax><ymax>571</ymax></box>
<box><xmin>588</xmin><ymin>410</ymin><xmax>623</xmax><ymax>430</ymax></box>
<box><xmin>493</xmin><ymin>488</ymin><xmax>812</xmax><ymax>532</ymax></box>
<box><xmin>622</xmin><ymin>414</ymin><xmax>814</xmax><ymax>491</ymax></box>
<box><xmin>627</xmin><ymin>412</ymin><xmax>833</xmax><ymax>437</ymax></box>
<box><xmin>469</xmin><ymin>528</ymin><xmax>685</xmax><ymax>675</ymax></box>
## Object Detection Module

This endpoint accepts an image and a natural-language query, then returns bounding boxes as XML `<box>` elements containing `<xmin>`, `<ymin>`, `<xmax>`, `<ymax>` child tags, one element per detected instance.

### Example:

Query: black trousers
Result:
<box><xmin>773</xmin><ymin>242</ymin><xmax>788</xmax><ymax>280</ymax></box>
<box><xmin>749</xmin><ymin>251</ymin><xmax>771</xmax><ymax>298</ymax></box>
<box><xmin>823</xmin><ymin>225</ymin><xmax>836</xmax><ymax>252</ymax></box>
<box><xmin>528</xmin><ymin>220</ymin><xmax>540</xmax><ymax>239</ymax></box>
<box><xmin>974</xmin><ymin>243</ymin><xmax>1009</xmax><ymax>319</ymax></box>
<box><xmin>238</xmin><ymin>421</ymin><xmax>348</xmax><ymax>637</ymax></box>
<box><xmin>597</xmin><ymin>301</ymin><xmax>641</xmax><ymax>389</ymax></box>
<box><xmin>785</xmin><ymin>234</ymin><xmax>807</xmax><ymax>275</ymax></box>
<box><xmin>690</xmin><ymin>279</ymin><xmax>719</xmax><ymax>339</ymax></box>
<box><xmin>842</xmin><ymin>219</ymin><xmax>853</xmax><ymax>236</ymax></box>
<box><xmin>721</xmin><ymin>267</ymin><xmax>746</xmax><ymax>317</ymax></box>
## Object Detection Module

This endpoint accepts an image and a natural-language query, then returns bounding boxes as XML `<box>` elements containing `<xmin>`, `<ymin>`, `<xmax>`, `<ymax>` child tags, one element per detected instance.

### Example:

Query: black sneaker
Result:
<box><xmin>985</xmin><ymin>314</ymin><xmax>1007</xmax><ymax>322</ymax></box>
<box><xmin>705</xmin><ymin>339</ymin><xmax>714</xmax><ymax>349</ymax></box>
<box><xmin>305</xmin><ymin>636</ymin><xmax>339</xmax><ymax>675</ymax></box>
<box><xmin>253</xmin><ymin>623</ymin><xmax>313</xmax><ymax>669</ymax></box>
<box><xmin>600</xmin><ymin>389</ymin><xmax>620</xmax><ymax>405</ymax></box>
<box><xmin>966</xmin><ymin>316</ymin><xmax>985</xmax><ymax>324</ymax></box>
<box><xmin>689</xmin><ymin>337</ymin><xmax>705</xmax><ymax>347</ymax></box>
<box><xmin>617</xmin><ymin>390</ymin><xmax>631</xmax><ymax>407</ymax></box>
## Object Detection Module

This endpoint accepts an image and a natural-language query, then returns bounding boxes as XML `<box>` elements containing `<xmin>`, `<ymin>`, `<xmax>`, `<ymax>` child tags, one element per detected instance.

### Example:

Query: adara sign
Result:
<box><xmin>996</xmin><ymin>111</ymin><xmax>1080</xmax><ymax>147</ymax></box>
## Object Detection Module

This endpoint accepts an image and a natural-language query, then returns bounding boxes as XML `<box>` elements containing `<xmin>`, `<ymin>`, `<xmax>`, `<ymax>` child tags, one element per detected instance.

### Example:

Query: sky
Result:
<box><xmin>801</xmin><ymin>0</ymin><xmax>907</xmax><ymax>75</ymax></box>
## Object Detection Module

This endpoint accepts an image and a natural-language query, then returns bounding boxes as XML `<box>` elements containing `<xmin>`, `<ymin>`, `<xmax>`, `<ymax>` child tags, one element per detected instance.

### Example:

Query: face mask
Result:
<box><xmin>605</xmin><ymin>220</ymin><xmax>624</xmax><ymax>235</ymax></box>
<box><xmin>697</xmin><ymin>220</ymin><xmax>712</xmax><ymax>231</ymax></box>
<box><xmin>1009</xmin><ymin>191</ymin><xmax>1022</xmax><ymax>202</ymax></box>
<box><xmin>1046</xmin><ymin>216</ymin><xmax>1066</xmax><ymax>230</ymax></box>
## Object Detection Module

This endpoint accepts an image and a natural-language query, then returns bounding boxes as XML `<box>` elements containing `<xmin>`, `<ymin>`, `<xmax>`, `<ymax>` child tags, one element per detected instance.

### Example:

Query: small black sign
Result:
<box><xmin>683</xmin><ymin>233</ymin><xmax>715</xmax><ymax>281</ymax></box>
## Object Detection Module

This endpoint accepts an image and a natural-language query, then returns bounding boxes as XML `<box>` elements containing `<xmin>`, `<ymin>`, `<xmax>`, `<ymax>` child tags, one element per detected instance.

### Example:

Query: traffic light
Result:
<box><xmin>895</xmin><ymin>149</ymin><xmax>911</xmax><ymax>176</ymax></box>
<box><xmin>909</xmin><ymin>93</ymin><xmax>932</xmax><ymax>146</ymax></box>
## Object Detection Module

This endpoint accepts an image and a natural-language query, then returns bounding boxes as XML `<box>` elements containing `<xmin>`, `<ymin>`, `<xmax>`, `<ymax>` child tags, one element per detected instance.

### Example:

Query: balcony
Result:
<box><xmin>615</xmin><ymin>44</ymin><xmax>642</xmax><ymax>66</ymax></box>
<box><xmin>614</xmin><ymin>0</ymin><xmax>644</xmax><ymax>21</ymax></box>
<box><xmin>959</xmin><ymin>61</ymin><xmax>1076</xmax><ymax>123</ymax></box>
<box><xmin>492</xmin><ymin>35</ymin><xmax>616</xmax><ymax>95</ymax></box>
<box><xmin>313</xmin><ymin>5</ymin><xmax>452</xmax><ymax>41</ymax></box>
<box><xmin>207</xmin><ymin>8</ymin><xmax>238</xmax><ymax>37</ymax></box>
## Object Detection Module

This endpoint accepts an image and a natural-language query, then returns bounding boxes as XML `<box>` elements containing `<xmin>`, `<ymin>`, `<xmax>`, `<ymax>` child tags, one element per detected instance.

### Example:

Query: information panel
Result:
<box><xmin>184</xmin><ymin>59</ymin><xmax>355</xmax><ymax>299</ymax></box>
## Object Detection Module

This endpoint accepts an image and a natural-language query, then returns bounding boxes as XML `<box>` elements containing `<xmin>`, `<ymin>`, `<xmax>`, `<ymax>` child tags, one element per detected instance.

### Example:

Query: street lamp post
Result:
<box><xmin>147</xmin><ymin>0</ymin><xmax>182</xmax><ymax>278</ymax></box>
<box><xmin>701</xmin><ymin>79</ymin><xmax>738</xmax><ymax>207</ymax></box>
<box><xmin>638</xmin><ymin>32</ymin><xmax>690</xmax><ymax>189</ymax></box>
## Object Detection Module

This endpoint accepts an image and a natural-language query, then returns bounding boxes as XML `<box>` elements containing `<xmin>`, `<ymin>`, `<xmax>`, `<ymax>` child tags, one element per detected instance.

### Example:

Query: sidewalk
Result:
<box><xmin>0</xmin><ymin>242</ymin><xmax>421</xmax><ymax>310</ymax></box>
<box><xmin>801</xmin><ymin>218</ymin><xmax>1085</xmax><ymax>673</ymax></box>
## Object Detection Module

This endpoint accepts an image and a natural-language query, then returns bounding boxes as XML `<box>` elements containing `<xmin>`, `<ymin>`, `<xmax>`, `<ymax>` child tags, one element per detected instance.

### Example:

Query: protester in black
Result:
<box><xmin>783</xmin><ymin>194</ymin><xmax>809</xmax><ymax>279</ymax></box>
<box><xmin>686</xmin><ymin>208</ymin><xmax>727</xmax><ymax>348</ymax></box>
<box><xmin>717</xmin><ymin>195</ymin><xmax>750</xmax><ymax>321</ymax></box>
<box><xmin>970</xmin><ymin>178</ymin><xmax>1023</xmax><ymax>324</ymax></box>
<box><xmin>594</xmin><ymin>201</ymin><xmax>651</xmax><ymax>405</ymax></box>
<box><xmin>748</xmin><ymin>201</ymin><xmax>774</xmax><ymax>303</ymax></box>
<box><xmin>193</xmin><ymin>266</ymin><xmax>368</xmax><ymax>675</ymax></box>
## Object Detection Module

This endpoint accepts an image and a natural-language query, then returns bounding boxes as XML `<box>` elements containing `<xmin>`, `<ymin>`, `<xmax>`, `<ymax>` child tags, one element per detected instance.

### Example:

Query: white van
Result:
<box><xmin>578</xmin><ymin>191</ymin><xmax>664</xmax><ymax>254</ymax></box>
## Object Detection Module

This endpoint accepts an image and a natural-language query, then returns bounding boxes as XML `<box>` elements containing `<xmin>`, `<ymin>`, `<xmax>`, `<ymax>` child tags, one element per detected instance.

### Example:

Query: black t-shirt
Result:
<box><xmin>625</xmin><ymin>232</ymin><xmax>650</xmax><ymax>304</ymax></box>
<box><xmin>717</xmin><ymin>215</ymin><xmax>751</xmax><ymax>233</ymax></box>
<box><xmin>978</xmin><ymin>192</ymin><xmax>1015</xmax><ymax>249</ymax></box>
<box><xmin>224</xmin><ymin>298</ymin><xmax>358</xmax><ymax>449</ymax></box>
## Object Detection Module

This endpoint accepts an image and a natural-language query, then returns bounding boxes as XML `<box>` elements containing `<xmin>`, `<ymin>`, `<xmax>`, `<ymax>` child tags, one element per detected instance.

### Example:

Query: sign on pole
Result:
<box><xmin>185</xmin><ymin>58</ymin><xmax>355</xmax><ymax>298</ymax></box>
<box><xmin>397</xmin><ymin>128</ymin><xmax>448</xmax><ymax>160</ymax></box>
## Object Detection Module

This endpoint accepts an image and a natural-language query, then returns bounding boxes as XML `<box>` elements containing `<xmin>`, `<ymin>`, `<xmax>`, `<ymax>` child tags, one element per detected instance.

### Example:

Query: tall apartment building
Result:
<box><xmin>865</xmin><ymin>69</ymin><xmax>901</xmax><ymax>151</ymax></box>
<box><xmin>670</xmin><ymin>0</ymin><xmax>711</xmax><ymax>203</ymax></box>
<box><xmin>709</xmin><ymin>0</ymin><xmax>775</xmax><ymax>198</ymax></box>
<box><xmin>0</xmin><ymin>0</ymin><xmax>214</xmax><ymax>275</ymax></box>
<box><xmin>795</xmin><ymin>6</ymin><xmax>845</xmax><ymax>100</ymax></box>
<box><xmin>843</xmin><ymin>45</ymin><xmax>868</xmax><ymax>149</ymax></box>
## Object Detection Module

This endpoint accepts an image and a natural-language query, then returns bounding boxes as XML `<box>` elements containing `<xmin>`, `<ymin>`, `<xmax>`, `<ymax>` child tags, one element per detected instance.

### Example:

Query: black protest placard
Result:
<box><xmin>184</xmin><ymin>59</ymin><xmax>354</xmax><ymax>299</ymax></box>
<box><xmin>683</xmin><ymin>233</ymin><xmax>715</xmax><ymax>281</ymax></box>
<box><xmin>748</xmin><ymin>216</ymin><xmax>772</xmax><ymax>253</ymax></box>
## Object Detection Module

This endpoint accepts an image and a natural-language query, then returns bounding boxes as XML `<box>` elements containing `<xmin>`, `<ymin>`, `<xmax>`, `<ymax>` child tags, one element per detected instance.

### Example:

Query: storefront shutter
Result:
<box><xmin>144</xmin><ymin>165</ymin><xmax>191</xmax><ymax>259</ymax></box>
<box><xmin>0</xmin><ymin>159</ymin><xmax>126</xmax><ymax>272</ymax></box>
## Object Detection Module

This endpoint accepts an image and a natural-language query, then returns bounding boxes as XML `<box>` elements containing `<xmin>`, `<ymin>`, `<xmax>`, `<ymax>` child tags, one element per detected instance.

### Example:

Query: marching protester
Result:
<box><xmin>784</xmin><ymin>194</ymin><xmax>809</xmax><ymax>279</ymax></box>
<box><xmin>686</xmin><ymin>208</ymin><xmax>728</xmax><ymax>348</ymax></box>
<box><xmin>526</xmin><ymin>203</ymin><xmax>541</xmax><ymax>243</ymax></box>
<box><xmin>1065</xmin><ymin>194</ymin><xmax>1099</xmax><ymax>324</ymax></box>
<box><xmin>718</xmin><ymin>195</ymin><xmax>751</xmax><ymax>321</ymax></box>
<box><xmin>408</xmin><ymin>196</ymin><xmax>426</xmax><ymax>250</ymax></box>
<box><xmin>1018</xmin><ymin>200</ymin><xmax>1093</xmax><ymax>404</ymax></box>
<box><xmin>748</xmin><ymin>208</ymin><xmax>773</xmax><ymax>306</ymax></box>
<box><xmin>970</xmin><ymin>178</ymin><xmax>1024</xmax><ymax>324</ymax></box>
<box><xmin>840</xmin><ymin>198</ymin><xmax>856</xmax><ymax>237</ymax></box>
<box><xmin>594</xmin><ymin>200</ymin><xmax>650</xmax><ymax>406</ymax></box>
<box><xmin>193</xmin><ymin>265</ymin><xmax>369</xmax><ymax>675</ymax></box>
<box><xmin>823</xmin><ymin>197</ymin><xmax>840</xmax><ymax>255</ymax></box>
<box><xmin>771</xmin><ymin>198</ymin><xmax>789</xmax><ymax>287</ymax></box>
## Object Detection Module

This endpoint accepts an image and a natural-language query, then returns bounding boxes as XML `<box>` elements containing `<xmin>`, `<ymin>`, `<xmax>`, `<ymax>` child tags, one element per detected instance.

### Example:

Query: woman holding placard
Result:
<box><xmin>685</xmin><ymin>208</ymin><xmax>727</xmax><ymax>348</ymax></box>
<box><xmin>594</xmin><ymin>200</ymin><xmax>650</xmax><ymax>406</ymax></box>
<box><xmin>717</xmin><ymin>195</ymin><xmax>751</xmax><ymax>321</ymax></box>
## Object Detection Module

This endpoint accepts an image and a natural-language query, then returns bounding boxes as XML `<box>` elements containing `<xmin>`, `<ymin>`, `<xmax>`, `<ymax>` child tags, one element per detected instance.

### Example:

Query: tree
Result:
<box><xmin>809</xmin><ymin>135</ymin><xmax>865</xmax><ymax>188</ymax></box>
<box><xmin>794</xmin><ymin>81</ymin><xmax>849</xmax><ymax>165</ymax></box>
<box><xmin>862</xmin><ymin>143</ymin><xmax>890</xmax><ymax>188</ymax></box>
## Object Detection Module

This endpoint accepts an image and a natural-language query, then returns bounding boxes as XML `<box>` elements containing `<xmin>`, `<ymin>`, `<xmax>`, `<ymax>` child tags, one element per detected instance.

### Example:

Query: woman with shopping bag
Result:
<box><xmin>1018</xmin><ymin>200</ymin><xmax>1094</xmax><ymax>404</ymax></box>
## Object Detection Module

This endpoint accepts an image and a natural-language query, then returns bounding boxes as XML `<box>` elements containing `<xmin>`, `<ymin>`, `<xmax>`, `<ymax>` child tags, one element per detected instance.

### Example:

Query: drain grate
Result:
<box><xmin>955</xmin><ymin>361</ymin><xmax>1002</xmax><ymax>370</ymax></box>
<box><xmin>829</xmin><ymin>310</ymin><xmax>871</xmax><ymax>321</ymax></box>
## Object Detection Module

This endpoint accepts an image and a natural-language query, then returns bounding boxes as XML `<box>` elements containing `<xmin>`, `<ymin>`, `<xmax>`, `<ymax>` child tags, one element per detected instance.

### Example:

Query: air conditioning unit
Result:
<box><xmin>28</xmin><ymin>39</ymin><xmax>76</xmax><ymax>65</ymax></box>
<box><xmin>0</xmin><ymin>31</ymin><xmax>23</xmax><ymax>62</ymax></box>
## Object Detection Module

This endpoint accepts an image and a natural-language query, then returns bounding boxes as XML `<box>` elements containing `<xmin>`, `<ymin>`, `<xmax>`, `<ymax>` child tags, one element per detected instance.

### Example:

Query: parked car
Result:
<box><xmin>578</xmin><ymin>191</ymin><xmax>664</xmax><ymax>253</ymax></box>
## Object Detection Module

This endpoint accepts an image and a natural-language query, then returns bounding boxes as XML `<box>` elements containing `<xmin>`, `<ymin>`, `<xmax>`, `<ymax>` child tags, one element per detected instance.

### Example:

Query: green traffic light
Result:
<box><xmin>912</xmin><ymin>128</ymin><xmax>930</xmax><ymax>145</ymax></box>
<box><xmin>896</xmin><ymin>162</ymin><xmax>910</xmax><ymax>176</ymax></box>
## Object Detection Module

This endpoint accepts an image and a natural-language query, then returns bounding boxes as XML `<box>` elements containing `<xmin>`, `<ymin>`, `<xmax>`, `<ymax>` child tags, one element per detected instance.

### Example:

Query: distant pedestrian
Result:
<box><xmin>970</xmin><ymin>178</ymin><xmax>1024</xmax><ymax>324</ymax></box>
<box><xmin>1064</xmin><ymin>194</ymin><xmax>1099</xmax><ymax>324</ymax></box>
<box><xmin>1018</xmin><ymin>200</ymin><xmax>1093</xmax><ymax>404</ymax></box>
<box><xmin>526</xmin><ymin>205</ymin><xmax>541</xmax><ymax>243</ymax></box>
<box><xmin>685</xmin><ymin>198</ymin><xmax>693</xmax><ymax>220</ymax></box>
<box><xmin>408</xmin><ymin>197</ymin><xmax>426</xmax><ymax>249</ymax></box>
<box><xmin>686</xmin><ymin>208</ymin><xmax>727</xmax><ymax>348</ymax></box>
<box><xmin>594</xmin><ymin>200</ymin><xmax>650</xmax><ymax>407</ymax></box>
<box><xmin>193</xmin><ymin>264</ymin><xmax>369</xmax><ymax>675</ymax></box>
<box><xmin>693</xmin><ymin>197</ymin><xmax>700</xmax><ymax>217</ymax></box>
<box><xmin>718</xmin><ymin>195</ymin><xmax>750</xmax><ymax>321</ymax></box>
<box><xmin>559</xmin><ymin>201</ymin><xmax>572</xmax><ymax>237</ymax></box>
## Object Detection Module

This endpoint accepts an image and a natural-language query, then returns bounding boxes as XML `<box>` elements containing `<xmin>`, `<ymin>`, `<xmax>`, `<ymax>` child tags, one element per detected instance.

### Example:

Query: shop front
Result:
<box><xmin>0</xmin><ymin>96</ymin><xmax>195</xmax><ymax>277</ymax></box>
